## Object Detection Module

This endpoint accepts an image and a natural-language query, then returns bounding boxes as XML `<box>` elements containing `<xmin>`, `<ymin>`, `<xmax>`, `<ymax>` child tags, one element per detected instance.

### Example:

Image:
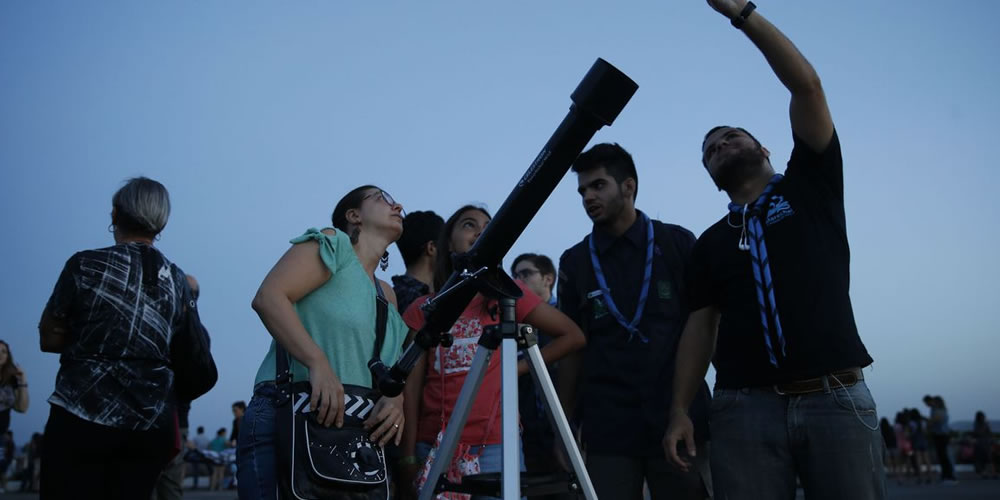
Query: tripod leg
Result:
<box><xmin>418</xmin><ymin>345</ymin><xmax>495</xmax><ymax>500</ymax></box>
<box><xmin>524</xmin><ymin>344</ymin><xmax>597</xmax><ymax>500</ymax></box>
<box><xmin>501</xmin><ymin>337</ymin><xmax>522</xmax><ymax>500</ymax></box>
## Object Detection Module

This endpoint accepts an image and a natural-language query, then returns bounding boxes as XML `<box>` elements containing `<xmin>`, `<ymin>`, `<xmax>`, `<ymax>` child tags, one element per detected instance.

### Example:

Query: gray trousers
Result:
<box><xmin>152</xmin><ymin>427</ymin><xmax>186</xmax><ymax>500</ymax></box>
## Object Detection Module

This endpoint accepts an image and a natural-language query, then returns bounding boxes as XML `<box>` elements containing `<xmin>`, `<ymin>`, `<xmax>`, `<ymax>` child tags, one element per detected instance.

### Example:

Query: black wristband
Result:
<box><xmin>731</xmin><ymin>1</ymin><xmax>756</xmax><ymax>29</ymax></box>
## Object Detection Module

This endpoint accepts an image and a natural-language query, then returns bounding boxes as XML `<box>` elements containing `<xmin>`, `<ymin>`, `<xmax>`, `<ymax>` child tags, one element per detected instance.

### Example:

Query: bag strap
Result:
<box><xmin>275</xmin><ymin>278</ymin><xmax>389</xmax><ymax>403</ymax></box>
<box><xmin>372</xmin><ymin>281</ymin><xmax>388</xmax><ymax>366</ymax></box>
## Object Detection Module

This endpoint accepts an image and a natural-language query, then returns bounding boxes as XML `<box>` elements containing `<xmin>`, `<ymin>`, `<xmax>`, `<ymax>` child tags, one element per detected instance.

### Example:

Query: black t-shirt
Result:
<box><xmin>559</xmin><ymin>212</ymin><xmax>711</xmax><ymax>456</ymax></box>
<box><xmin>391</xmin><ymin>274</ymin><xmax>430</xmax><ymax>315</ymax></box>
<box><xmin>688</xmin><ymin>130</ymin><xmax>873</xmax><ymax>388</ymax></box>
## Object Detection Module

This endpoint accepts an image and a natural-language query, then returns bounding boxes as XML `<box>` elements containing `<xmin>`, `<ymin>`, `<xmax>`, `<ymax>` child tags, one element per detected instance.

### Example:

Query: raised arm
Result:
<box><xmin>707</xmin><ymin>0</ymin><xmax>833</xmax><ymax>151</ymax></box>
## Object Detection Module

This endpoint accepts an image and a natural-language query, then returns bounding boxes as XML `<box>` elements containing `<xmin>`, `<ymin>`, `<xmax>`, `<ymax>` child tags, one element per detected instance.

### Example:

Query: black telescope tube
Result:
<box><xmin>372</xmin><ymin>58</ymin><xmax>638</xmax><ymax>397</ymax></box>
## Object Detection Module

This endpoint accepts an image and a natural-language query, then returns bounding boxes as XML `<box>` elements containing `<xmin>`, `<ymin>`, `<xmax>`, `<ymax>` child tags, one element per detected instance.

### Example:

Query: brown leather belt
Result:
<box><xmin>773</xmin><ymin>367</ymin><xmax>863</xmax><ymax>395</ymax></box>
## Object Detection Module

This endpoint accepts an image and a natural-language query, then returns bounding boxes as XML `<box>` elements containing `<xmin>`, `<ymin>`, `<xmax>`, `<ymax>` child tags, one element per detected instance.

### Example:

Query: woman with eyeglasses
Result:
<box><xmin>237</xmin><ymin>185</ymin><xmax>411</xmax><ymax>500</ymax></box>
<box><xmin>397</xmin><ymin>205</ymin><xmax>586</xmax><ymax>499</ymax></box>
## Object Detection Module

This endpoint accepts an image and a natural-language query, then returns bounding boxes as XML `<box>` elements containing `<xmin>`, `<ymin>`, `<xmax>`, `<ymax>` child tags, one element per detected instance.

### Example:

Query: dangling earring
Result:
<box><xmin>380</xmin><ymin>251</ymin><xmax>389</xmax><ymax>271</ymax></box>
<box><xmin>108</xmin><ymin>223</ymin><xmax>115</xmax><ymax>233</ymax></box>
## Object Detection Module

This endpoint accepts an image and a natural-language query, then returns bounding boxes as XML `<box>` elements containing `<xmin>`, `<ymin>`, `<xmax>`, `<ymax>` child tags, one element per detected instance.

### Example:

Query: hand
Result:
<box><xmin>14</xmin><ymin>364</ymin><xmax>25</xmax><ymax>385</ymax></box>
<box><xmin>364</xmin><ymin>395</ymin><xmax>404</xmax><ymax>446</ymax></box>
<box><xmin>663</xmin><ymin>410</ymin><xmax>697</xmax><ymax>472</ymax></box>
<box><xmin>307</xmin><ymin>359</ymin><xmax>344</xmax><ymax>427</ymax></box>
<box><xmin>517</xmin><ymin>359</ymin><xmax>530</xmax><ymax>377</ymax></box>
<box><xmin>706</xmin><ymin>0</ymin><xmax>746</xmax><ymax>19</ymax></box>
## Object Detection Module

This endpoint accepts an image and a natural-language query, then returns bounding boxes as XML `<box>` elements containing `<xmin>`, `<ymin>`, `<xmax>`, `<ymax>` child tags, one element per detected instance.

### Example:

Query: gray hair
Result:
<box><xmin>112</xmin><ymin>177</ymin><xmax>171</xmax><ymax>236</ymax></box>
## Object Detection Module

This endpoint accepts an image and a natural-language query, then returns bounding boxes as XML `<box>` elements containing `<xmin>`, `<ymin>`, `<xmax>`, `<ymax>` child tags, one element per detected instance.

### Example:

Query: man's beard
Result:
<box><xmin>711</xmin><ymin>146</ymin><xmax>768</xmax><ymax>193</ymax></box>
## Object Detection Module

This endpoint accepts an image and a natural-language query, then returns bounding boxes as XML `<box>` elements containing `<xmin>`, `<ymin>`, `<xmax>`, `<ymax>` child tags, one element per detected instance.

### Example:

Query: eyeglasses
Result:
<box><xmin>513</xmin><ymin>268</ymin><xmax>540</xmax><ymax>280</ymax></box>
<box><xmin>363</xmin><ymin>189</ymin><xmax>405</xmax><ymax>216</ymax></box>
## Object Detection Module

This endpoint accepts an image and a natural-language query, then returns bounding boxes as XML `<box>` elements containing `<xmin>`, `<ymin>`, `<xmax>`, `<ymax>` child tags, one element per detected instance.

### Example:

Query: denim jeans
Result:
<box><xmin>709</xmin><ymin>380</ymin><xmax>887</xmax><ymax>500</ymax></box>
<box><xmin>415</xmin><ymin>441</ymin><xmax>525</xmax><ymax>500</ymax></box>
<box><xmin>236</xmin><ymin>383</ymin><xmax>280</xmax><ymax>500</ymax></box>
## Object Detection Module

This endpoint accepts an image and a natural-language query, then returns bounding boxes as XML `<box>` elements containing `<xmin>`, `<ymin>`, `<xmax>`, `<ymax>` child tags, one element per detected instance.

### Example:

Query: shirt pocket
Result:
<box><xmin>580</xmin><ymin>293</ymin><xmax>618</xmax><ymax>337</ymax></box>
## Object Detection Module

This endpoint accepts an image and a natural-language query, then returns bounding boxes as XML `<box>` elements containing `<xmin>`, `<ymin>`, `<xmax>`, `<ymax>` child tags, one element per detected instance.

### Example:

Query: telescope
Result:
<box><xmin>370</xmin><ymin>57</ymin><xmax>638</xmax><ymax>398</ymax></box>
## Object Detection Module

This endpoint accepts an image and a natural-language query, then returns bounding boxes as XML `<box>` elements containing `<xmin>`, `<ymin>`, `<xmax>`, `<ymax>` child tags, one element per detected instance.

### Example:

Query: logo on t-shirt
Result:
<box><xmin>433</xmin><ymin>317</ymin><xmax>483</xmax><ymax>375</ymax></box>
<box><xmin>656</xmin><ymin>280</ymin><xmax>672</xmax><ymax>300</ymax></box>
<box><xmin>766</xmin><ymin>195</ymin><xmax>795</xmax><ymax>226</ymax></box>
<box><xmin>591</xmin><ymin>296</ymin><xmax>609</xmax><ymax>319</ymax></box>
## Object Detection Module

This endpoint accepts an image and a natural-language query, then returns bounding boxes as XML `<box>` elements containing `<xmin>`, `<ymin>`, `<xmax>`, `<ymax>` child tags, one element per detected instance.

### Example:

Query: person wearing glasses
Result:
<box><xmin>237</xmin><ymin>185</ymin><xmax>410</xmax><ymax>500</ymax></box>
<box><xmin>510</xmin><ymin>253</ymin><xmax>568</xmax><ymax>499</ymax></box>
<box><xmin>398</xmin><ymin>206</ymin><xmax>585</xmax><ymax>500</ymax></box>
<box><xmin>556</xmin><ymin>144</ymin><xmax>712</xmax><ymax>500</ymax></box>
<box><xmin>511</xmin><ymin>254</ymin><xmax>557</xmax><ymax>307</ymax></box>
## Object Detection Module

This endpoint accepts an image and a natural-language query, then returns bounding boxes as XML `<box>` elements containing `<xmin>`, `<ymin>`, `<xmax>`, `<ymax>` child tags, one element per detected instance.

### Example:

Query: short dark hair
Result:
<box><xmin>232</xmin><ymin>401</ymin><xmax>246</xmax><ymax>411</ymax></box>
<box><xmin>396</xmin><ymin>211</ymin><xmax>445</xmax><ymax>267</ymax></box>
<box><xmin>197</xmin><ymin>426</ymin><xmax>205</xmax><ymax>434</ymax></box>
<box><xmin>572</xmin><ymin>143</ymin><xmax>638</xmax><ymax>200</ymax></box>
<box><xmin>701</xmin><ymin>126</ymin><xmax>762</xmax><ymax>161</ymax></box>
<box><xmin>510</xmin><ymin>253</ymin><xmax>556</xmax><ymax>291</ymax></box>
<box><xmin>331</xmin><ymin>185</ymin><xmax>380</xmax><ymax>235</ymax></box>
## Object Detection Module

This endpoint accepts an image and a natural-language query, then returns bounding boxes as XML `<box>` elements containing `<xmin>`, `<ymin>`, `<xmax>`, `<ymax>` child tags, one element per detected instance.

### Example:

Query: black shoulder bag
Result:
<box><xmin>169</xmin><ymin>267</ymin><xmax>218</xmax><ymax>402</ymax></box>
<box><xmin>274</xmin><ymin>284</ymin><xmax>391</xmax><ymax>500</ymax></box>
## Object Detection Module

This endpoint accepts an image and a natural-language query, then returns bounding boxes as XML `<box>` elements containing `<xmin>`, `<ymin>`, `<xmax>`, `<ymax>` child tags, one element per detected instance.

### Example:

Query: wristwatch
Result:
<box><xmin>731</xmin><ymin>1</ymin><xmax>757</xmax><ymax>29</ymax></box>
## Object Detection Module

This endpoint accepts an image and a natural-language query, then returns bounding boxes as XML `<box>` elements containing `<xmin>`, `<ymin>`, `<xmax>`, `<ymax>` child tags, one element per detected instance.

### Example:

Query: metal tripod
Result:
<box><xmin>418</xmin><ymin>295</ymin><xmax>596</xmax><ymax>500</ymax></box>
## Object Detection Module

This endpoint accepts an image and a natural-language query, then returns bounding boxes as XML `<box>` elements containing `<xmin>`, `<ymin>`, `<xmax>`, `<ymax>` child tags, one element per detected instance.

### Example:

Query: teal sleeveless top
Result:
<box><xmin>254</xmin><ymin>228</ymin><xmax>408</xmax><ymax>388</ymax></box>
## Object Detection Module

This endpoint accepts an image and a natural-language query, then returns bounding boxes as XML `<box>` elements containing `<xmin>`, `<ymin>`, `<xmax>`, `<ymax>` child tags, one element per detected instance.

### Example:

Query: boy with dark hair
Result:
<box><xmin>559</xmin><ymin>142</ymin><xmax>711</xmax><ymax>500</ymax></box>
<box><xmin>392</xmin><ymin>210</ymin><xmax>444</xmax><ymax>313</ymax></box>
<box><xmin>511</xmin><ymin>253</ymin><xmax>557</xmax><ymax>305</ymax></box>
<box><xmin>510</xmin><ymin>252</ymin><xmax>563</xmax><ymax>498</ymax></box>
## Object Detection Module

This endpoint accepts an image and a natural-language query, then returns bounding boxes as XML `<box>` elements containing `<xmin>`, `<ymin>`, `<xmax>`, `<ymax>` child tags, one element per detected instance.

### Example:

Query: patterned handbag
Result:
<box><xmin>274</xmin><ymin>285</ymin><xmax>391</xmax><ymax>500</ymax></box>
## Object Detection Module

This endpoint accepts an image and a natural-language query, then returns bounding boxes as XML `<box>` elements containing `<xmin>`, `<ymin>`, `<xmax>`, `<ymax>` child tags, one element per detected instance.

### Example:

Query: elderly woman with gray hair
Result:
<box><xmin>38</xmin><ymin>177</ymin><xmax>193</xmax><ymax>499</ymax></box>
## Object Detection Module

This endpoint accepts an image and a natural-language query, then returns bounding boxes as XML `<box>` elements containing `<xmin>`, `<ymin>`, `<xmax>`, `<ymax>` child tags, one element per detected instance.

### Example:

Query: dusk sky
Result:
<box><xmin>2</xmin><ymin>1</ymin><xmax>998</xmax><ymax>445</ymax></box>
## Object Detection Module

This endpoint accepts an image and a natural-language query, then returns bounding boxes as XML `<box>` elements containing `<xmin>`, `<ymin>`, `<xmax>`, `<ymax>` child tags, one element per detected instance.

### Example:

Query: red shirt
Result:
<box><xmin>403</xmin><ymin>282</ymin><xmax>542</xmax><ymax>445</ymax></box>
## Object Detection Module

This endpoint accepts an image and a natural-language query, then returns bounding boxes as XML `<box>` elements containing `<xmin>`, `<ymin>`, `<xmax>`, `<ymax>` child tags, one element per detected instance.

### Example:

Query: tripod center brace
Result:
<box><xmin>368</xmin><ymin>59</ymin><xmax>638</xmax><ymax>500</ymax></box>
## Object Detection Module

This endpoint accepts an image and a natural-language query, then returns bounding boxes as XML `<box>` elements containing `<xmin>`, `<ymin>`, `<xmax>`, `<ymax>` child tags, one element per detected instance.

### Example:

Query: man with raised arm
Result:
<box><xmin>663</xmin><ymin>2</ymin><xmax>886</xmax><ymax>499</ymax></box>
